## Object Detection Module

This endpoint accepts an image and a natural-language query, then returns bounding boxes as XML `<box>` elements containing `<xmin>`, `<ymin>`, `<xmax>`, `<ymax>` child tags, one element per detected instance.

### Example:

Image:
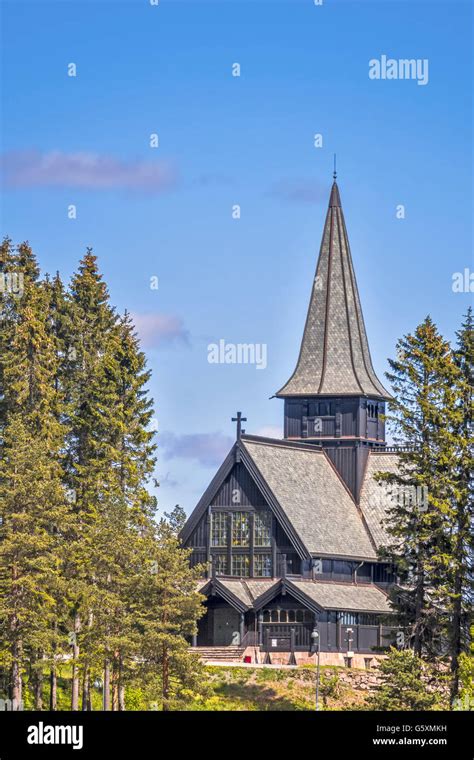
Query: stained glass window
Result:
<box><xmin>254</xmin><ymin>512</ymin><xmax>272</xmax><ymax>547</ymax></box>
<box><xmin>232</xmin><ymin>512</ymin><xmax>250</xmax><ymax>547</ymax></box>
<box><xmin>254</xmin><ymin>554</ymin><xmax>272</xmax><ymax>577</ymax></box>
<box><xmin>231</xmin><ymin>554</ymin><xmax>249</xmax><ymax>577</ymax></box>
<box><xmin>212</xmin><ymin>554</ymin><xmax>227</xmax><ymax>576</ymax></box>
<box><xmin>211</xmin><ymin>512</ymin><xmax>227</xmax><ymax>547</ymax></box>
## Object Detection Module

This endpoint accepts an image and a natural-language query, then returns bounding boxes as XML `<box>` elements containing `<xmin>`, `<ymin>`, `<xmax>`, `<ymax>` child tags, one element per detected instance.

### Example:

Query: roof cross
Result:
<box><xmin>232</xmin><ymin>411</ymin><xmax>247</xmax><ymax>441</ymax></box>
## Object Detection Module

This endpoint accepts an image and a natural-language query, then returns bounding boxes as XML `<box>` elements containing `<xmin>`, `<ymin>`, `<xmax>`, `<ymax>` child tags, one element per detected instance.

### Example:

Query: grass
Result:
<box><xmin>2</xmin><ymin>663</ymin><xmax>369</xmax><ymax>711</ymax></box>
<box><xmin>185</xmin><ymin>665</ymin><xmax>368</xmax><ymax>711</ymax></box>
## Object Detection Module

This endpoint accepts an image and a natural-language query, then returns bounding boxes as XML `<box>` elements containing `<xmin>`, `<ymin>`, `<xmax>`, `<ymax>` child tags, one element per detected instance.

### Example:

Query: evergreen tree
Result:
<box><xmin>378</xmin><ymin>317</ymin><xmax>460</xmax><ymax>657</ymax></box>
<box><xmin>455</xmin><ymin>625</ymin><xmax>474</xmax><ymax>710</ymax></box>
<box><xmin>133</xmin><ymin>513</ymin><xmax>205</xmax><ymax>711</ymax></box>
<box><xmin>62</xmin><ymin>249</ymin><xmax>118</xmax><ymax>710</ymax></box>
<box><xmin>83</xmin><ymin>311</ymin><xmax>157</xmax><ymax>710</ymax></box>
<box><xmin>448</xmin><ymin>308</ymin><xmax>474</xmax><ymax>701</ymax></box>
<box><xmin>367</xmin><ymin>648</ymin><xmax>441</xmax><ymax>711</ymax></box>
<box><xmin>0</xmin><ymin>241</ymin><xmax>205</xmax><ymax>713</ymax></box>
<box><xmin>0</xmin><ymin>262</ymin><xmax>71</xmax><ymax>710</ymax></box>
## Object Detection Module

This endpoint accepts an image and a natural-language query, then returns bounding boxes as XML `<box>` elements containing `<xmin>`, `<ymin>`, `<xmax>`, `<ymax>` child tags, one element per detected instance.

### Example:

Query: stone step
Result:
<box><xmin>190</xmin><ymin>646</ymin><xmax>246</xmax><ymax>661</ymax></box>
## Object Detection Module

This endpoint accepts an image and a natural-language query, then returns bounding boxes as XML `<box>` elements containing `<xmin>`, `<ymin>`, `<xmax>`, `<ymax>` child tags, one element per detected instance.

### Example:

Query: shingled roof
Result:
<box><xmin>199</xmin><ymin>577</ymin><xmax>391</xmax><ymax>615</ymax></box>
<box><xmin>289</xmin><ymin>579</ymin><xmax>391</xmax><ymax>614</ymax></box>
<box><xmin>359</xmin><ymin>450</ymin><xmax>401</xmax><ymax>548</ymax></box>
<box><xmin>241</xmin><ymin>437</ymin><xmax>378</xmax><ymax>560</ymax></box>
<box><xmin>276</xmin><ymin>181</ymin><xmax>390</xmax><ymax>399</ymax></box>
<box><xmin>184</xmin><ymin>436</ymin><xmax>400</xmax><ymax>562</ymax></box>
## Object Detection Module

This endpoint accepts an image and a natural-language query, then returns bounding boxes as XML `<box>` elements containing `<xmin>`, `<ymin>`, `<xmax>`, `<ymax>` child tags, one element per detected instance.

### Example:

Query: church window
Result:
<box><xmin>254</xmin><ymin>554</ymin><xmax>272</xmax><ymax>577</ymax></box>
<box><xmin>368</xmin><ymin>403</ymin><xmax>378</xmax><ymax>420</ymax></box>
<box><xmin>232</xmin><ymin>512</ymin><xmax>250</xmax><ymax>546</ymax></box>
<box><xmin>254</xmin><ymin>512</ymin><xmax>272</xmax><ymax>547</ymax></box>
<box><xmin>213</xmin><ymin>554</ymin><xmax>227</xmax><ymax>576</ymax></box>
<box><xmin>340</xmin><ymin>612</ymin><xmax>358</xmax><ymax>625</ymax></box>
<box><xmin>261</xmin><ymin>608</ymin><xmax>312</xmax><ymax>623</ymax></box>
<box><xmin>231</xmin><ymin>554</ymin><xmax>249</xmax><ymax>576</ymax></box>
<box><xmin>211</xmin><ymin>512</ymin><xmax>228</xmax><ymax>547</ymax></box>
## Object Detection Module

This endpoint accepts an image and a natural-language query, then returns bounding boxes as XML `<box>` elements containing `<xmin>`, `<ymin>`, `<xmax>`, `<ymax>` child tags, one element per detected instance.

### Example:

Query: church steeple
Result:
<box><xmin>276</xmin><ymin>179</ymin><xmax>390</xmax><ymax>400</ymax></box>
<box><xmin>276</xmin><ymin>177</ymin><xmax>390</xmax><ymax>500</ymax></box>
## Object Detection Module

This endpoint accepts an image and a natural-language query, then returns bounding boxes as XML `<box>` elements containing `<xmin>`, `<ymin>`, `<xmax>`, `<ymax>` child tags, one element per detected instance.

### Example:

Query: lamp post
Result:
<box><xmin>345</xmin><ymin>627</ymin><xmax>354</xmax><ymax>668</ymax></box>
<box><xmin>311</xmin><ymin>628</ymin><xmax>321</xmax><ymax>711</ymax></box>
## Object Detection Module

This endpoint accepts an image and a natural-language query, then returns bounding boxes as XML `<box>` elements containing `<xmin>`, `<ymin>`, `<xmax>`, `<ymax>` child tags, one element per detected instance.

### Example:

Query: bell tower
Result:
<box><xmin>275</xmin><ymin>177</ymin><xmax>390</xmax><ymax>500</ymax></box>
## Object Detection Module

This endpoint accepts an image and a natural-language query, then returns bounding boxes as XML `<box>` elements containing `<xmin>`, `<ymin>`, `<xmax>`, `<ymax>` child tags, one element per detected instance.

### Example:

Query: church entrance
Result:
<box><xmin>212</xmin><ymin>607</ymin><xmax>241</xmax><ymax>646</ymax></box>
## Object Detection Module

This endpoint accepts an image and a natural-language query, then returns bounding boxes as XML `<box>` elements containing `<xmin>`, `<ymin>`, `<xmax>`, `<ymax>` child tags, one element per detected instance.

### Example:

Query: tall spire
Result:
<box><xmin>276</xmin><ymin>179</ymin><xmax>390</xmax><ymax>399</ymax></box>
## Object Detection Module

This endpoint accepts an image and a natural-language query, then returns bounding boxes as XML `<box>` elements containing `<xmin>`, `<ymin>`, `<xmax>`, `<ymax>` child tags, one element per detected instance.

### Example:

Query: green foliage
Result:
<box><xmin>319</xmin><ymin>671</ymin><xmax>341</xmax><ymax>707</ymax></box>
<box><xmin>367</xmin><ymin>648</ymin><xmax>441</xmax><ymax>711</ymax></box>
<box><xmin>0</xmin><ymin>239</ymin><xmax>204</xmax><ymax>712</ymax></box>
<box><xmin>378</xmin><ymin>314</ymin><xmax>473</xmax><ymax>700</ymax></box>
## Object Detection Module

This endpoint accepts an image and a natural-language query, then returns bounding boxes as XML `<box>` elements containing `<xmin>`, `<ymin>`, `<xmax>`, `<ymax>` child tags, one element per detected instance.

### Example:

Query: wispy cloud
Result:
<box><xmin>267</xmin><ymin>178</ymin><xmax>327</xmax><ymax>204</ymax></box>
<box><xmin>160</xmin><ymin>431</ymin><xmax>233</xmax><ymax>468</ymax></box>
<box><xmin>1</xmin><ymin>150</ymin><xmax>178</xmax><ymax>193</ymax></box>
<box><xmin>131</xmin><ymin>313</ymin><xmax>190</xmax><ymax>349</ymax></box>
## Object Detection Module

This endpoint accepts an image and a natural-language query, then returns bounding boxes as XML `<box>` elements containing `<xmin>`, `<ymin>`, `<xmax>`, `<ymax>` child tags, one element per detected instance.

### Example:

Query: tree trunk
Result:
<box><xmin>413</xmin><ymin>555</ymin><xmax>425</xmax><ymax>657</ymax></box>
<box><xmin>33</xmin><ymin>655</ymin><xmax>43</xmax><ymax>710</ymax></box>
<box><xmin>103</xmin><ymin>660</ymin><xmax>111</xmax><ymax>711</ymax></box>
<box><xmin>118</xmin><ymin>654</ymin><xmax>125</xmax><ymax>711</ymax></box>
<box><xmin>71</xmin><ymin>613</ymin><xmax>80</xmax><ymax>711</ymax></box>
<box><xmin>11</xmin><ymin>647</ymin><xmax>22</xmax><ymax>711</ymax></box>
<box><xmin>449</xmin><ymin>545</ymin><xmax>464</xmax><ymax>703</ymax></box>
<box><xmin>111</xmin><ymin>654</ymin><xmax>119</xmax><ymax>711</ymax></box>
<box><xmin>49</xmin><ymin>667</ymin><xmax>57</xmax><ymax>711</ymax></box>
<box><xmin>81</xmin><ymin>668</ymin><xmax>90</xmax><ymax>711</ymax></box>
<box><xmin>10</xmin><ymin>566</ymin><xmax>22</xmax><ymax>711</ymax></box>
<box><xmin>162</xmin><ymin>645</ymin><xmax>169</xmax><ymax>712</ymax></box>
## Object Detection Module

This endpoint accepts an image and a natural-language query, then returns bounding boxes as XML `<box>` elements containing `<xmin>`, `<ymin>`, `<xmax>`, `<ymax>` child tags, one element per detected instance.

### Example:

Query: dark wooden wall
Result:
<box><xmin>284</xmin><ymin>396</ymin><xmax>386</xmax><ymax>442</ymax></box>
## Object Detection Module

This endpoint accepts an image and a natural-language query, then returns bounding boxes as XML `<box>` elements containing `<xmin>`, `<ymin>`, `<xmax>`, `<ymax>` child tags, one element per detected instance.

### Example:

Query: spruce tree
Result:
<box><xmin>0</xmin><ymin>259</ymin><xmax>71</xmax><ymax>710</ymax></box>
<box><xmin>367</xmin><ymin>648</ymin><xmax>441</xmax><ymax>711</ymax></box>
<box><xmin>62</xmin><ymin>249</ymin><xmax>118</xmax><ymax>710</ymax></box>
<box><xmin>448</xmin><ymin>308</ymin><xmax>474</xmax><ymax>701</ymax></box>
<box><xmin>133</xmin><ymin>511</ymin><xmax>206</xmax><ymax>711</ymax></box>
<box><xmin>378</xmin><ymin>317</ymin><xmax>460</xmax><ymax>657</ymax></box>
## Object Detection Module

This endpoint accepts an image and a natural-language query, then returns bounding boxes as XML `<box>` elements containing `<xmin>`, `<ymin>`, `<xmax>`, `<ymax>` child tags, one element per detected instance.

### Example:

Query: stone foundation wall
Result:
<box><xmin>242</xmin><ymin>647</ymin><xmax>387</xmax><ymax>670</ymax></box>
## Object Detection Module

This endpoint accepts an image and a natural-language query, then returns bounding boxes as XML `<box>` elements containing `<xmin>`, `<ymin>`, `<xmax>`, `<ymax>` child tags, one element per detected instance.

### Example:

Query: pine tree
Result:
<box><xmin>378</xmin><ymin>317</ymin><xmax>460</xmax><ymax>657</ymax></box>
<box><xmin>448</xmin><ymin>308</ymin><xmax>474</xmax><ymax>702</ymax></box>
<box><xmin>62</xmin><ymin>258</ymin><xmax>159</xmax><ymax>711</ymax></box>
<box><xmin>133</xmin><ymin>511</ymin><xmax>206</xmax><ymax>711</ymax></box>
<box><xmin>0</xmin><ymin>259</ymin><xmax>71</xmax><ymax>710</ymax></box>
<box><xmin>81</xmin><ymin>311</ymin><xmax>157</xmax><ymax>710</ymax></box>
<box><xmin>62</xmin><ymin>249</ymin><xmax>118</xmax><ymax>710</ymax></box>
<box><xmin>367</xmin><ymin>648</ymin><xmax>441</xmax><ymax>711</ymax></box>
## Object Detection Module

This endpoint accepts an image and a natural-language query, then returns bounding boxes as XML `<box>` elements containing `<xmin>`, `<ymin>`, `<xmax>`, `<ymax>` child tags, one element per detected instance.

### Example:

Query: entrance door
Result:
<box><xmin>213</xmin><ymin>608</ymin><xmax>240</xmax><ymax>646</ymax></box>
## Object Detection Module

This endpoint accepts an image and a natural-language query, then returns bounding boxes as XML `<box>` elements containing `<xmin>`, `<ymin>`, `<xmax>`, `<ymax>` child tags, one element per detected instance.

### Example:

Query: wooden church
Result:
<box><xmin>181</xmin><ymin>177</ymin><xmax>400</xmax><ymax>665</ymax></box>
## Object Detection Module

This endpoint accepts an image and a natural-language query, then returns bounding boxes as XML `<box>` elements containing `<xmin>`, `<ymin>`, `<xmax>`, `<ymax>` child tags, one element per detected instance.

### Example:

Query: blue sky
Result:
<box><xmin>1</xmin><ymin>0</ymin><xmax>472</xmax><ymax>515</ymax></box>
